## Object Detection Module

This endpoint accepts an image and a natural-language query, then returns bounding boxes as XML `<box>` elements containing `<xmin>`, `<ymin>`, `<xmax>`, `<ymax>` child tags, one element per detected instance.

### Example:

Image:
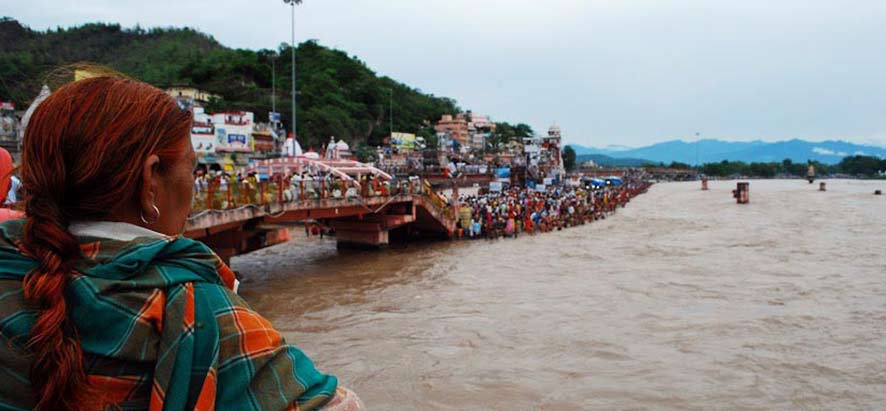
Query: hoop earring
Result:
<box><xmin>140</xmin><ymin>204</ymin><xmax>160</xmax><ymax>225</ymax></box>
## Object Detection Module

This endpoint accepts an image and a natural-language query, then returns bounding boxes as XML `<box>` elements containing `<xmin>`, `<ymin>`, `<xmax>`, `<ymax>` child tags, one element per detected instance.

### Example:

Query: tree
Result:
<box><xmin>513</xmin><ymin>123</ymin><xmax>534</xmax><ymax>139</ymax></box>
<box><xmin>562</xmin><ymin>146</ymin><xmax>577</xmax><ymax>171</ymax></box>
<box><xmin>489</xmin><ymin>121</ymin><xmax>534</xmax><ymax>153</ymax></box>
<box><xmin>0</xmin><ymin>18</ymin><xmax>461</xmax><ymax>151</ymax></box>
<box><xmin>782</xmin><ymin>158</ymin><xmax>793</xmax><ymax>175</ymax></box>
<box><xmin>838</xmin><ymin>155</ymin><xmax>886</xmax><ymax>176</ymax></box>
<box><xmin>353</xmin><ymin>143</ymin><xmax>378</xmax><ymax>163</ymax></box>
<box><xmin>490</xmin><ymin>122</ymin><xmax>515</xmax><ymax>151</ymax></box>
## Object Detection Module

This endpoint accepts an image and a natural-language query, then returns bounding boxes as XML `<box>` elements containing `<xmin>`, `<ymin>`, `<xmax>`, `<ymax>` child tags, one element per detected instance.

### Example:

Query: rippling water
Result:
<box><xmin>234</xmin><ymin>179</ymin><xmax>886</xmax><ymax>410</ymax></box>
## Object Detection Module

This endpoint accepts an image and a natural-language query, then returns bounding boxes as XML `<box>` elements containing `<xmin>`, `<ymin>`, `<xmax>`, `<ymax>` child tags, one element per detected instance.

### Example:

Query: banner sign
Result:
<box><xmin>191</xmin><ymin>135</ymin><xmax>215</xmax><ymax>153</ymax></box>
<box><xmin>192</xmin><ymin>124</ymin><xmax>214</xmax><ymax>135</ymax></box>
<box><xmin>228</xmin><ymin>134</ymin><xmax>247</xmax><ymax>145</ymax></box>
<box><xmin>216</xmin><ymin>128</ymin><xmax>251</xmax><ymax>152</ymax></box>
<box><xmin>391</xmin><ymin>132</ymin><xmax>417</xmax><ymax>151</ymax></box>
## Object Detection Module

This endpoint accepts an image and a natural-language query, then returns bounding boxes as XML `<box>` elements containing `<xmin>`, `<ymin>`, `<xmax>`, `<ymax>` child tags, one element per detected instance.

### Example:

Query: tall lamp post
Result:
<box><xmin>284</xmin><ymin>0</ymin><xmax>301</xmax><ymax>140</ymax></box>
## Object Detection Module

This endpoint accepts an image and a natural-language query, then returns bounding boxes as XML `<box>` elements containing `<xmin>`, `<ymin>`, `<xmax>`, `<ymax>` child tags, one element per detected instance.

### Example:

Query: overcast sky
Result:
<box><xmin>5</xmin><ymin>0</ymin><xmax>886</xmax><ymax>147</ymax></box>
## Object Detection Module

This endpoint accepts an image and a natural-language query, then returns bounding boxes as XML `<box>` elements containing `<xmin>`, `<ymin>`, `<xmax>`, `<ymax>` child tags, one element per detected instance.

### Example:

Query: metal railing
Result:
<box><xmin>191</xmin><ymin>176</ymin><xmax>450</xmax><ymax>218</ymax></box>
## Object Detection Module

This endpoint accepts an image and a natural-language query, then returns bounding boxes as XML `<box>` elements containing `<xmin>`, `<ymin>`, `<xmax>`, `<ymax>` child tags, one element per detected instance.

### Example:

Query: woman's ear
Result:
<box><xmin>140</xmin><ymin>154</ymin><xmax>161</xmax><ymax>219</ymax></box>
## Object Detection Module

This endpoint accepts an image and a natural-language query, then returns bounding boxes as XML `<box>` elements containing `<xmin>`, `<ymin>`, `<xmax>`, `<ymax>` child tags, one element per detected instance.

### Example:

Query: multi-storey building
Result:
<box><xmin>435</xmin><ymin>112</ymin><xmax>497</xmax><ymax>153</ymax></box>
<box><xmin>434</xmin><ymin>114</ymin><xmax>469</xmax><ymax>147</ymax></box>
<box><xmin>184</xmin><ymin>103</ymin><xmax>282</xmax><ymax>171</ymax></box>
<box><xmin>523</xmin><ymin>124</ymin><xmax>565</xmax><ymax>182</ymax></box>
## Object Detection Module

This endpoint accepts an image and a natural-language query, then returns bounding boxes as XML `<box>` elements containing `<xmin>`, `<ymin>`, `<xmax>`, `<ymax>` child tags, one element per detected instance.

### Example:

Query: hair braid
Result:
<box><xmin>20</xmin><ymin>195</ymin><xmax>100</xmax><ymax>411</ymax></box>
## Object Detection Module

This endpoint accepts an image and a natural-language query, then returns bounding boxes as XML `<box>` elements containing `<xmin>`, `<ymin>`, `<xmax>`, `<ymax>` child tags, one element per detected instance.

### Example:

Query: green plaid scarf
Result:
<box><xmin>0</xmin><ymin>219</ymin><xmax>337</xmax><ymax>410</ymax></box>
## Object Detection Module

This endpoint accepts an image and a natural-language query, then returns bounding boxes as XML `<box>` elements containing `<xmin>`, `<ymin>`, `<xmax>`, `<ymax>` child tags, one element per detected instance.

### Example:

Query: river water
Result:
<box><xmin>235</xmin><ymin>179</ymin><xmax>886</xmax><ymax>410</ymax></box>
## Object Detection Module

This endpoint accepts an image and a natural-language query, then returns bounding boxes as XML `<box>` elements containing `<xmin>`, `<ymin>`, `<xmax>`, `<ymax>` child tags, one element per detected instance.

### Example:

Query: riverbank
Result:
<box><xmin>233</xmin><ymin>179</ymin><xmax>886</xmax><ymax>410</ymax></box>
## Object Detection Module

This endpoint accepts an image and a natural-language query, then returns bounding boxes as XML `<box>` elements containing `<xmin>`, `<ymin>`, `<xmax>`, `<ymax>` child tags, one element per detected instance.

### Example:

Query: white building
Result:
<box><xmin>522</xmin><ymin>124</ymin><xmax>565</xmax><ymax>181</ymax></box>
<box><xmin>471</xmin><ymin>132</ymin><xmax>489</xmax><ymax>151</ymax></box>
<box><xmin>190</xmin><ymin>106</ymin><xmax>215</xmax><ymax>155</ymax></box>
<box><xmin>467</xmin><ymin>112</ymin><xmax>494</xmax><ymax>152</ymax></box>
<box><xmin>210</xmin><ymin>111</ymin><xmax>254</xmax><ymax>153</ymax></box>
<box><xmin>165</xmin><ymin>87</ymin><xmax>220</xmax><ymax>105</ymax></box>
<box><xmin>468</xmin><ymin>113</ymin><xmax>493</xmax><ymax>130</ymax></box>
<box><xmin>283</xmin><ymin>136</ymin><xmax>303</xmax><ymax>157</ymax></box>
<box><xmin>324</xmin><ymin>137</ymin><xmax>352</xmax><ymax>160</ymax></box>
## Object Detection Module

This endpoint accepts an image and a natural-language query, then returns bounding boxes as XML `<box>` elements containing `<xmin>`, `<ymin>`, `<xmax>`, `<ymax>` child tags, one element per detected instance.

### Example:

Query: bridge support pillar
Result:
<box><xmin>336</xmin><ymin>229</ymin><xmax>389</xmax><ymax>249</ymax></box>
<box><xmin>330</xmin><ymin>220</ymin><xmax>390</xmax><ymax>248</ymax></box>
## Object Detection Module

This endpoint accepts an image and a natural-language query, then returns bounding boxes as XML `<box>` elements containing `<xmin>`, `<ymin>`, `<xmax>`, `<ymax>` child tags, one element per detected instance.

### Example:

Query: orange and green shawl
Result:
<box><xmin>0</xmin><ymin>219</ymin><xmax>337</xmax><ymax>411</ymax></box>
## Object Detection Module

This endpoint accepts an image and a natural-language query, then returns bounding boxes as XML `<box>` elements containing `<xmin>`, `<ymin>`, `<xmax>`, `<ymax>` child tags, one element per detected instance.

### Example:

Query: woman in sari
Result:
<box><xmin>0</xmin><ymin>77</ymin><xmax>362</xmax><ymax>411</ymax></box>
<box><xmin>0</xmin><ymin>147</ymin><xmax>24</xmax><ymax>222</ymax></box>
<box><xmin>504</xmin><ymin>208</ymin><xmax>516</xmax><ymax>238</ymax></box>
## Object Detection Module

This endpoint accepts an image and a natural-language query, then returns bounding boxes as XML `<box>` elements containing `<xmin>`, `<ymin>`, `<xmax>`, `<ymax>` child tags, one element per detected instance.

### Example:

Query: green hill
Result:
<box><xmin>0</xmin><ymin>17</ymin><xmax>459</xmax><ymax>149</ymax></box>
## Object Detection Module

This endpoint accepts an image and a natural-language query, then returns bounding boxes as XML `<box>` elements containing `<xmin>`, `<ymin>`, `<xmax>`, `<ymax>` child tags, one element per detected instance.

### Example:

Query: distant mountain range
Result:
<box><xmin>575</xmin><ymin>153</ymin><xmax>652</xmax><ymax>167</ymax></box>
<box><xmin>569</xmin><ymin>139</ymin><xmax>886</xmax><ymax>165</ymax></box>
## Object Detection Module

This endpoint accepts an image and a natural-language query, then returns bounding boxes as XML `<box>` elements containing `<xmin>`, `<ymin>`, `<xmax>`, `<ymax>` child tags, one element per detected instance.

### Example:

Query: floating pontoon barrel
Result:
<box><xmin>733</xmin><ymin>182</ymin><xmax>749</xmax><ymax>204</ymax></box>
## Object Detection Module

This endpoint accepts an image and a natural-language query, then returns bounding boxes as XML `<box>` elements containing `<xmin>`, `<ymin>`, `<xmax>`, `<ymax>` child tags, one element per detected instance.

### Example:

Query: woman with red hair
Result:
<box><xmin>0</xmin><ymin>77</ymin><xmax>362</xmax><ymax>411</ymax></box>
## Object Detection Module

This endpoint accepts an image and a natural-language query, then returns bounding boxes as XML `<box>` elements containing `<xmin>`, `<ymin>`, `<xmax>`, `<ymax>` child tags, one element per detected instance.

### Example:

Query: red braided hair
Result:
<box><xmin>19</xmin><ymin>76</ymin><xmax>191</xmax><ymax>410</ymax></box>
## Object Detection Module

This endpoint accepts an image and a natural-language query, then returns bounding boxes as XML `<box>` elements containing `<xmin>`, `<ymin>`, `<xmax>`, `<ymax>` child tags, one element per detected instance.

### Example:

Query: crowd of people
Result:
<box><xmin>453</xmin><ymin>180</ymin><xmax>649</xmax><ymax>240</ymax></box>
<box><xmin>192</xmin><ymin>168</ymin><xmax>425</xmax><ymax>210</ymax></box>
<box><xmin>191</xmin><ymin>166</ymin><xmax>651</xmax><ymax>243</ymax></box>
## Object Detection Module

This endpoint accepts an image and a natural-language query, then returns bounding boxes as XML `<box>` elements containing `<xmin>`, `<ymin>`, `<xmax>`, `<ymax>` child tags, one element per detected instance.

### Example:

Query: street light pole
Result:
<box><xmin>695</xmin><ymin>132</ymin><xmax>700</xmax><ymax>168</ymax></box>
<box><xmin>388</xmin><ymin>88</ymin><xmax>393</xmax><ymax>138</ymax></box>
<box><xmin>284</xmin><ymin>0</ymin><xmax>300</xmax><ymax>140</ymax></box>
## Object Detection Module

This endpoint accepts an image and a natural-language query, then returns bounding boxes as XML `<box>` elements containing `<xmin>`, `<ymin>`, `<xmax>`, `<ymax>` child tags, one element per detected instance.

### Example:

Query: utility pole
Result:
<box><xmin>270</xmin><ymin>55</ymin><xmax>276</xmax><ymax>116</ymax></box>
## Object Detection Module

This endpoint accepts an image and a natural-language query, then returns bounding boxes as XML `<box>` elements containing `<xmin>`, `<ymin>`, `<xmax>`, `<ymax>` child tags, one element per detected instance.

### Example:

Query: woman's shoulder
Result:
<box><xmin>0</xmin><ymin>210</ymin><xmax>24</xmax><ymax>224</ymax></box>
<box><xmin>0</xmin><ymin>218</ymin><xmax>24</xmax><ymax>241</ymax></box>
<box><xmin>0</xmin><ymin>220</ymin><xmax>30</xmax><ymax>277</ymax></box>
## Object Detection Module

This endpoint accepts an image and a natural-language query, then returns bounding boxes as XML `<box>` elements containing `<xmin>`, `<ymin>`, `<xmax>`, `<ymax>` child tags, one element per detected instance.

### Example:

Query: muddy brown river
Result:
<box><xmin>234</xmin><ymin>179</ymin><xmax>886</xmax><ymax>410</ymax></box>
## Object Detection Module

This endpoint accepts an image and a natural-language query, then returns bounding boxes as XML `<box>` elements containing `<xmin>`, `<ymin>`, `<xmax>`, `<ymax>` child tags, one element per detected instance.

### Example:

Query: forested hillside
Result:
<box><xmin>0</xmin><ymin>17</ymin><xmax>459</xmax><ymax>149</ymax></box>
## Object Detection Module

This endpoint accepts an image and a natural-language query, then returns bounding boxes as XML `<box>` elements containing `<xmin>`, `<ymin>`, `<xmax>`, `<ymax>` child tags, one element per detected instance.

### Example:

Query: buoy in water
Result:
<box><xmin>701</xmin><ymin>178</ymin><xmax>709</xmax><ymax>191</ymax></box>
<box><xmin>819</xmin><ymin>182</ymin><xmax>826</xmax><ymax>191</ymax></box>
<box><xmin>876</xmin><ymin>190</ymin><xmax>883</xmax><ymax>195</ymax></box>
